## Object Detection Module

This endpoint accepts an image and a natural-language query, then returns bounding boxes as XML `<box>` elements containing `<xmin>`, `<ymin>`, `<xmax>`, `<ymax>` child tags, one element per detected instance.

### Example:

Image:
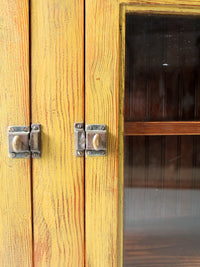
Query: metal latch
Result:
<box><xmin>8</xmin><ymin>124</ymin><xmax>41</xmax><ymax>158</ymax></box>
<box><xmin>74</xmin><ymin>123</ymin><xmax>107</xmax><ymax>157</ymax></box>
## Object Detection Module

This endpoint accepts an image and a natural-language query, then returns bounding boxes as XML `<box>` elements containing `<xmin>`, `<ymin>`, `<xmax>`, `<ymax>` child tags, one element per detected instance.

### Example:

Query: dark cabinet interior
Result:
<box><xmin>123</xmin><ymin>13</ymin><xmax>200</xmax><ymax>266</ymax></box>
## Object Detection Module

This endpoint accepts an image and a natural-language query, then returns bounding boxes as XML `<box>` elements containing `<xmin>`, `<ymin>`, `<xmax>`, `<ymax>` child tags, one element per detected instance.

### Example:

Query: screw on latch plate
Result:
<box><xmin>74</xmin><ymin>123</ymin><xmax>85</xmax><ymax>157</ymax></box>
<box><xmin>74</xmin><ymin>123</ymin><xmax>107</xmax><ymax>157</ymax></box>
<box><xmin>85</xmin><ymin>124</ymin><xmax>107</xmax><ymax>156</ymax></box>
<box><xmin>8</xmin><ymin>126</ymin><xmax>31</xmax><ymax>158</ymax></box>
<box><xmin>30</xmin><ymin>124</ymin><xmax>41</xmax><ymax>158</ymax></box>
<box><xmin>8</xmin><ymin>124</ymin><xmax>41</xmax><ymax>158</ymax></box>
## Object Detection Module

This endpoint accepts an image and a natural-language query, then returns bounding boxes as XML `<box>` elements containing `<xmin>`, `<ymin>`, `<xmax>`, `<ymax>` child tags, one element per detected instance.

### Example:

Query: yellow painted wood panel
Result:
<box><xmin>31</xmin><ymin>0</ymin><xmax>84</xmax><ymax>266</ymax></box>
<box><xmin>86</xmin><ymin>0</ymin><xmax>200</xmax><ymax>267</ymax></box>
<box><xmin>85</xmin><ymin>1</ymin><xmax>120</xmax><ymax>266</ymax></box>
<box><xmin>0</xmin><ymin>1</ymin><xmax>32</xmax><ymax>266</ymax></box>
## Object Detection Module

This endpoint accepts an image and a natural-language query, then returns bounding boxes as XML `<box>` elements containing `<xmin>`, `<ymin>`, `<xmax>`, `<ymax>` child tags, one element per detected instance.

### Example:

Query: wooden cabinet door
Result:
<box><xmin>31</xmin><ymin>1</ymin><xmax>84</xmax><ymax>266</ymax></box>
<box><xmin>0</xmin><ymin>2</ymin><xmax>32</xmax><ymax>266</ymax></box>
<box><xmin>0</xmin><ymin>1</ymin><xmax>84</xmax><ymax>266</ymax></box>
<box><xmin>86</xmin><ymin>1</ymin><xmax>200</xmax><ymax>266</ymax></box>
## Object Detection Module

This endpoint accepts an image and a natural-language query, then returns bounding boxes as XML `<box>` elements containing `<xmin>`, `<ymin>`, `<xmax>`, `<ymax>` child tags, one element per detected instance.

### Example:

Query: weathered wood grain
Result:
<box><xmin>86</xmin><ymin>0</ymin><xmax>123</xmax><ymax>266</ymax></box>
<box><xmin>124</xmin><ymin>217</ymin><xmax>200</xmax><ymax>266</ymax></box>
<box><xmin>31</xmin><ymin>1</ymin><xmax>84</xmax><ymax>266</ymax></box>
<box><xmin>0</xmin><ymin>1</ymin><xmax>32</xmax><ymax>266</ymax></box>
<box><xmin>87</xmin><ymin>1</ymin><xmax>200</xmax><ymax>267</ymax></box>
<box><xmin>124</xmin><ymin>121</ymin><xmax>200</xmax><ymax>135</ymax></box>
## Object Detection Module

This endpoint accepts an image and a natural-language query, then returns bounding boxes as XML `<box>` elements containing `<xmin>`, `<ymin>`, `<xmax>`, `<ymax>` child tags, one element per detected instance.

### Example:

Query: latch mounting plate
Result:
<box><xmin>8</xmin><ymin>124</ymin><xmax>41</xmax><ymax>158</ymax></box>
<box><xmin>85</xmin><ymin>124</ymin><xmax>107</xmax><ymax>156</ymax></box>
<box><xmin>74</xmin><ymin>123</ymin><xmax>85</xmax><ymax>157</ymax></box>
<box><xmin>8</xmin><ymin>126</ymin><xmax>30</xmax><ymax>158</ymax></box>
<box><xmin>30</xmin><ymin>124</ymin><xmax>41</xmax><ymax>158</ymax></box>
<box><xmin>74</xmin><ymin>123</ymin><xmax>107</xmax><ymax>157</ymax></box>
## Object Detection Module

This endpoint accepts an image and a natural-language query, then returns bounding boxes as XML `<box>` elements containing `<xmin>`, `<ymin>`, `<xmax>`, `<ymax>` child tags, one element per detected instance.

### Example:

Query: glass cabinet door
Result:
<box><xmin>122</xmin><ymin>10</ymin><xmax>200</xmax><ymax>267</ymax></box>
<box><xmin>86</xmin><ymin>2</ymin><xmax>200</xmax><ymax>266</ymax></box>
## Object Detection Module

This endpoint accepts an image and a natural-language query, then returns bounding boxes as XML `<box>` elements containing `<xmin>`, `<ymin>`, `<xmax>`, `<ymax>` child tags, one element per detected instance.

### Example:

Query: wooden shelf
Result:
<box><xmin>124</xmin><ymin>121</ymin><xmax>200</xmax><ymax>136</ymax></box>
<box><xmin>124</xmin><ymin>217</ymin><xmax>200</xmax><ymax>266</ymax></box>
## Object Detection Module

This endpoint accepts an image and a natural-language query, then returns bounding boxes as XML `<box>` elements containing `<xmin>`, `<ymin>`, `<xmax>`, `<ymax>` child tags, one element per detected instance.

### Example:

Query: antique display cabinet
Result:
<box><xmin>1</xmin><ymin>0</ymin><xmax>200</xmax><ymax>266</ymax></box>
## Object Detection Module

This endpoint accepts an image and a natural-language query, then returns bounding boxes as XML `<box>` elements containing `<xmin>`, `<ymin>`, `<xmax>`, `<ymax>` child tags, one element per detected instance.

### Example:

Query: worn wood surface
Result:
<box><xmin>31</xmin><ymin>1</ymin><xmax>84</xmax><ymax>266</ymax></box>
<box><xmin>85</xmin><ymin>1</ymin><xmax>120</xmax><ymax>266</ymax></box>
<box><xmin>122</xmin><ymin>3</ymin><xmax>200</xmax><ymax>267</ymax></box>
<box><xmin>124</xmin><ymin>122</ymin><xmax>200</xmax><ymax>135</ymax></box>
<box><xmin>0</xmin><ymin>1</ymin><xmax>32</xmax><ymax>266</ymax></box>
<box><xmin>86</xmin><ymin>1</ymin><xmax>200</xmax><ymax>267</ymax></box>
<box><xmin>124</xmin><ymin>217</ymin><xmax>200</xmax><ymax>266</ymax></box>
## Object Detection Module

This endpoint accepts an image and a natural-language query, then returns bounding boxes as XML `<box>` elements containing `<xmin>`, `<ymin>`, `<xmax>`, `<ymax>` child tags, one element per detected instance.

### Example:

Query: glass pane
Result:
<box><xmin>123</xmin><ymin>13</ymin><xmax>200</xmax><ymax>267</ymax></box>
<box><xmin>125</xmin><ymin>14</ymin><xmax>200</xmax><ymax>122</ymax></box>
<box><xmin>124</xmin><ymin>136</ymin><xmax>200</xmax><ymax>266</ymax></box>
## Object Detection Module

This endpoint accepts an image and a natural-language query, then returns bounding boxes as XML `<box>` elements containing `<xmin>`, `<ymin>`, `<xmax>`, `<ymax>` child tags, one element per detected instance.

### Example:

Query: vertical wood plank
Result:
<box><xmin>178</xmin><ymin>17</ymin><xmax>196</xmax><ymax>219</ymax></box>
<box><xmin>163</xmin><ymin>18</ymin><xmax>180</xmax><ymax>218</ymax></box>
<box><xmin>146</xmin><ymin>15</ymin><xmax>164</xmax><ymax>224</ymax></box>
<box><xmin>180</xmin><ymin>17</ymin><xmax>196</xmax><ymax>120</ymax></box>
<box><xmin>31</xmin><ymin>0</ymin><xmax>84</xmax><ymax>266</ymax></box>
<box><xmin>86</xmin><ymin>1</ymin><xmax>120</xmax><ymax>266</ymax></box>
<box><xmin>124</xmin><ymin>136</ymin><xmax>146</xmax><ymax>187</ymax></box>
<box><xmin>0</xmin><ymin>1</ymin><xmax>32</xmax><ymax>266</ymax></box>
<box><xmin>148</xmin><ymin>16</ymin><xmax>165</xmax><ymax>120</ymax></box>
<box><xmin>125</xmin><ymin>15</ymin><xmax>148</xmax><ymax>122</ymax></box>
<box><xmin>165</xmin><ymin>17</ymin><xmax>179</xmax><ymax>120</ymax></box>
<box><xmin>193</xmin><ymin>20</ymin><xmax>200</xmax><ymax>212</ymax></box>
<box><xmin>178</xmin><ymin>136</ymin><xmax>193</xmax><ymax>217</ymax></box>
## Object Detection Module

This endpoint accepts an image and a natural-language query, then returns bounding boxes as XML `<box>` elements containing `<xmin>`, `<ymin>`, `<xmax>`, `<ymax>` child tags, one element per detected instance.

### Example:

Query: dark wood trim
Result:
<box><xmin>124</xmin><ymin>121</ymin><xmax>200</xmax><ymax>136</ymax></box>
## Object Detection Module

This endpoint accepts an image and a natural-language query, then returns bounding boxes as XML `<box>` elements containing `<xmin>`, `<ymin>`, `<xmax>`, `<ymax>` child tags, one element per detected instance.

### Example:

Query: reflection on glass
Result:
<box><xmin>125</xmin><ymin>14</ymin><xmax>200</xmax><ymax>122</ymax></box>
<box><xmin>124</xmin><ymin>136</ymin><xmax>200</xmax><ymax>266</ymax></box>
<box><xmin>124</xmin><ymin>13</ymin><xmax>200</xmax><ymax>267</ymax></box>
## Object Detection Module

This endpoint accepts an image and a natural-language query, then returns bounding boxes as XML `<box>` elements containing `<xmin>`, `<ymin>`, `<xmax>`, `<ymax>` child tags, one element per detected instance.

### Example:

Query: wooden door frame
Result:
<box><xmin>86</xmin><ymin>1</ymin><xmax>200</xmax><ymax>266</ymax></box>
